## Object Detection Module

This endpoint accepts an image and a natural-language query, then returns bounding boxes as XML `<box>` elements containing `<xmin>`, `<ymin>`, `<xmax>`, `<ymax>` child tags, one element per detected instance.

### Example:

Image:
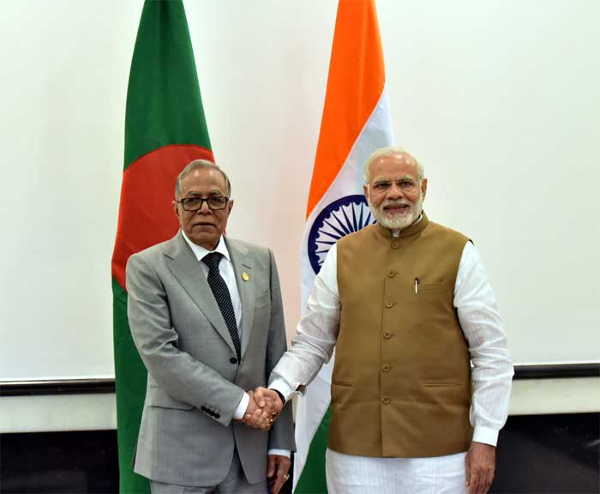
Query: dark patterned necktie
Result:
<box><xmin>202</xmin><ymin>252</ymin><xmax>241</xmax><ymax>359</ymax></box>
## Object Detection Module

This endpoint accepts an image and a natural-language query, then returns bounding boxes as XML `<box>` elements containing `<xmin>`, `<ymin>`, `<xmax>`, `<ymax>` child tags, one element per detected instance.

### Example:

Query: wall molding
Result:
<box><xmin>513</xmin><ymin>363</ymin><xmax>599</xmax><ymax>380</ymax></box>
<box><xmin>0</xmin><ymin>379</ymin><xmax>115</xmax><ymax>397</ymax></box>
<box><xmin>1</xmin><ymin>363</ymin><xmax>599</xmax><ymax>397</ymax></box>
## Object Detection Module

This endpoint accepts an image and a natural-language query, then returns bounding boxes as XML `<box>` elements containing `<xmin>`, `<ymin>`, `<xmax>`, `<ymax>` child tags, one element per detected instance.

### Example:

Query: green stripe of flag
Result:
<box><xmin>295</xmin><ymin>408</ymin><xmax>332</xmax><ymax>493</ymax></box>
<box><xmin>112</xmin><ymin>280</ymin><xmax>149</xmax><ymax>494</ymax></box>
<box><xmin>124</xmin><ymin>0</ymin><xmax>211</xmax><ymax>170</ymax></box>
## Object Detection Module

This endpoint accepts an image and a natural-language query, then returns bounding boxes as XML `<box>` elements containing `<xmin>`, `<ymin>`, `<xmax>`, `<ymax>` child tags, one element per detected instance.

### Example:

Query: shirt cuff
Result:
<box><xmin>233</xmin><ymin>392</ymin><xmax>250</xmax><ymax>420</ymax></box>
<box><xmin>269</xmin><ymin>378</ymin><xmax>297</xmax><ymax>402</ymax></box>
<box><xmin>268</xmin><ymin>449</ymin><xmax>291</xmax><ymax>458</ymax></box>
<box><xmin>472</xmin><ymin>426</ymin><xmax>499</xmax><ymax>446</ymax></box>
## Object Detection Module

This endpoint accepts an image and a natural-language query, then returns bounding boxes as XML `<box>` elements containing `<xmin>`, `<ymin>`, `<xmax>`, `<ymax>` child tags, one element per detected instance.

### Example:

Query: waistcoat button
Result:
<box><xmin>385</xmin><ymin>300</ymin><xmax>394</xmax><ymax>308</ymax></box>
<box><xmin>382</xmin><ymin>364</ymin><xmax>391</xmax><ymax>372</ymax></box>
<box><xmin>382</xmin><ymin>396</ymin><xmax>390</xmax><ymax>404</ymax></box>
<box><xmin>383</xmin><ymin>331</ymin><xmax>392</xmax><ymax>339</ymax></box>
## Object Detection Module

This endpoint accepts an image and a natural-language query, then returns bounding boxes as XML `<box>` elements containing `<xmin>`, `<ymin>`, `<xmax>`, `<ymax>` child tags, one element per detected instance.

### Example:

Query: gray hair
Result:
<box><xmin>363</xmin><ymin>146</ymin><xmax>425</xmax><ymax>183</ymax></box>
<box><xmin>175</xmin><ymin>159</ymin><xmax>232</xmax><ymax>199</ymax></box>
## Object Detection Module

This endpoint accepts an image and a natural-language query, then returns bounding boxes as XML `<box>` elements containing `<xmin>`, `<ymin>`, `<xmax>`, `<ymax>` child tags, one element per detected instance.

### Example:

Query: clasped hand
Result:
<box><xmin>239</xmin><ymin>387</ymin><xmax>283</xmax><ymax>431</ymax></box>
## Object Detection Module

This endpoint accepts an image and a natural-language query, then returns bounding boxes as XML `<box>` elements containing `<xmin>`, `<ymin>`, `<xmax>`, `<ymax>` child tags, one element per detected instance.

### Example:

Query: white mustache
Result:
<box><xmin>382</xmin><ymin>201</ymin><xmax>412</xmax><ymax>209</ymax></box>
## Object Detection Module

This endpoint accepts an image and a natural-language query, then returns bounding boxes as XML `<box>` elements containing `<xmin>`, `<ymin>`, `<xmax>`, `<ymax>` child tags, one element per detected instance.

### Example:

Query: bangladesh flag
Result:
<box><xmin>111</xmin><ymin>1</ymin><xmax>213</xmax><ymax>492</ymax></box>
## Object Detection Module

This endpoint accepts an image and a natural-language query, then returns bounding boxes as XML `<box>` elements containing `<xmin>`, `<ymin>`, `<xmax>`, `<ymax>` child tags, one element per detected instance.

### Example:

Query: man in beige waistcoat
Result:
<box><xmin>257</xmin><ymin>146</ymin><xmax>513</xmax><ymax>494</ymax></box>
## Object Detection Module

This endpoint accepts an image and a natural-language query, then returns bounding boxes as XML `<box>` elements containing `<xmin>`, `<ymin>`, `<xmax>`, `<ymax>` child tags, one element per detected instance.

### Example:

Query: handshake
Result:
<box><xmin>239</xmin><ymin>387</ymin><xmax>284</xmax><ymax>431</ymax></box>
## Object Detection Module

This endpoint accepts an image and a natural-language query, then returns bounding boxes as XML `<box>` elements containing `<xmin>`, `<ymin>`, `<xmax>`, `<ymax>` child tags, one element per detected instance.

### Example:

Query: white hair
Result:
<box><xmin>363</xmin><ymin>146</ymin><xmax>425</xmax><ymax>183</ymax></box>
<box><xmin>175</xmin><ymin>159</ymin><xmax>232</xmax><ymax>199</ymax></box>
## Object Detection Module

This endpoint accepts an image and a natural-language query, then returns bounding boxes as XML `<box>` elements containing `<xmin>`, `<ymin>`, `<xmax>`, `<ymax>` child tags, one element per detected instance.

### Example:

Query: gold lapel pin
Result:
<box><xmin>241</xmin><ymin>272</ymin><xmax>250</xmax><ymax>282</ymax></box>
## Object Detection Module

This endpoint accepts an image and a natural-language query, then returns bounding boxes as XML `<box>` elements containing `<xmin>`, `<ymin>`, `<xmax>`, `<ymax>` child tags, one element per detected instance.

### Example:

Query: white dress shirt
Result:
<box><xmin>270</xmin><ymin>240</ymin><xmax>514</xmax><ymax>447</ymax></box>
<box><xmin>181</xmin><ymin>230</ymin><xmax>242</xmax><ymax>324</ymax></box>
<box><xmin>181</xmin><ymin>231</ymin><xmax>290</xmax><ymax>458</ymax></box>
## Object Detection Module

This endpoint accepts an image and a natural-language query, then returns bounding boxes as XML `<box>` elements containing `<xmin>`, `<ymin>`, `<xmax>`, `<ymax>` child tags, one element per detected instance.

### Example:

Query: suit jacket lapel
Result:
<box><xmin>226</xmin><ymin>238</ymin><xmax>255</xmax><ymax>359</ymax></box>
<box><xmin>164</xmin><ymin>233</ymin><xmax>237</xmax><ymax>356</ymax></box>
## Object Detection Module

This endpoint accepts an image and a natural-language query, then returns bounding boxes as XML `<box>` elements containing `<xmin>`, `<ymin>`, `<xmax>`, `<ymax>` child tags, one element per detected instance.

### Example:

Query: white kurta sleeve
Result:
<box><xmin>269</xmin><ymin>246</ymin><xmax>341</xmax><ymax>400</ymax></box>
<box><xmin>455</xmin><ymin>241</ymin><xmax>514</xmax><ymax>446</ymax></box>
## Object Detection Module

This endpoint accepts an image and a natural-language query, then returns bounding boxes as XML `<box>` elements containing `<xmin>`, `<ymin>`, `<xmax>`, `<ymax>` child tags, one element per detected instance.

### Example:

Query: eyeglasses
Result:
<box><xmin>178</xmin><ymin>196</ymin><xmax>229</xmax><ymax>211</ymax></box>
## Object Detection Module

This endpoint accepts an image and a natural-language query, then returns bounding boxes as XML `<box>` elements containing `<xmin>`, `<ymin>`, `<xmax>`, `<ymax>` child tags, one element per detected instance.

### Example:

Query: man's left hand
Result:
<box><xmin>465</xmin><ymin>442</ymin><xmax>496</xmax><ymax>494</ymax></box>
<box><xmin>267</xmin><ymin>454</ymin><xmax>291</xmax><ymax>494</ymax></box>
<box><xmin>254</xmin><ymin>387</ymin><xmax>284</xmax><ymax>417</ymax></box>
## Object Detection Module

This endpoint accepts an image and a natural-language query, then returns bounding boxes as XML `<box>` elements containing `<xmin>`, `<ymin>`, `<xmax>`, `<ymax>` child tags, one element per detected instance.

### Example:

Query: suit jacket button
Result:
<box><xmin>215</xmin><ymin>414</ymin><xmax>220</xmax><ymax>419</ymax></box>
<box><xmin>230</xmin><ymin>357</ymin><xmax>238</xmax><ymax>364</ymax></box>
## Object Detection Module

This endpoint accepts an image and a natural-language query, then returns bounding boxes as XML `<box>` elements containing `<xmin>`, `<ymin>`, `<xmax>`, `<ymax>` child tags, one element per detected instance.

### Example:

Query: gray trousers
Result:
<box><xmin>150</xmin><ymin>449</ymin><xmax>267</xmax><ymax>494</ymax></box>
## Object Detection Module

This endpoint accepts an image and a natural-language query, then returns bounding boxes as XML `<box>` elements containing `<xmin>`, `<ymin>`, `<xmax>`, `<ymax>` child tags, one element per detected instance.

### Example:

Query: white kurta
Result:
<box><xmin>270</xmin><ymin>239</ymin><xmax>513</xmax><ymax>489</ymax></box>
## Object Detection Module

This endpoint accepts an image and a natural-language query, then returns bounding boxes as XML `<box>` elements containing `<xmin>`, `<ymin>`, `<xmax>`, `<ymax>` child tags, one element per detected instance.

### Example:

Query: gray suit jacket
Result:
<box><xmin>126</xmin><ymin>232</ymin><xmax>295</xmax><ymax>486</ymax></box>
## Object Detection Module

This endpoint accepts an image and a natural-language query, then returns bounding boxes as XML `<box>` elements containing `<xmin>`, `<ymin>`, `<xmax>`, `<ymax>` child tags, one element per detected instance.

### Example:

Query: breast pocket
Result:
<box><xmin>417</xmin><ymin>281</ymin><xmax>446</xmax><ymax>293</ymax></box>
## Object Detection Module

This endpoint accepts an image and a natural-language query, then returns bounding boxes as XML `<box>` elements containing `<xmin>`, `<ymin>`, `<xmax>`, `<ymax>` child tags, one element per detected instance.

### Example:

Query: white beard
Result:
<box><xmin>369</xmin><ymin>192</ymin><xmax>424</xmax><ymax>231</ymax></box>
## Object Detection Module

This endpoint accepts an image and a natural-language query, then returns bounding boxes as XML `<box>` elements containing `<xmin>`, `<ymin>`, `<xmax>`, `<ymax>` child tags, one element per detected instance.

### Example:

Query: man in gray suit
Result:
<box><xmin>127</xmin><ymin>159</ymin><xmax>295</xmax><ymax>494</ymax></box>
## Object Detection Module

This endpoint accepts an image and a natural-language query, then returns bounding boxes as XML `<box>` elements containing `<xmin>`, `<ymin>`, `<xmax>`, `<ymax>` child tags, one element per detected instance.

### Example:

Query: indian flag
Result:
<box><xmin>111</xmin><ymin>1</ymin><xmax>213</xmax><ymax>492</ymax></box>
<box><xmin>294</xmin><ymin>0</ymin><xmax>394</xmax><ymax>492</ymax></box>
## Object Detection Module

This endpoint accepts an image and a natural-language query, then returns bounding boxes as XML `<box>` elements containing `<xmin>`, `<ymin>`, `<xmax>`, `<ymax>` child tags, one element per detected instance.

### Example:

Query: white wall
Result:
<box><xmin>0</xmin><ymin>0</ymin><xmax>598</xmax><ymax>382</ymax></box>
<box><xmin>5</xmin><ymin>376</ymin><xmax>600</xmax><ymax>433</ymax></box>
